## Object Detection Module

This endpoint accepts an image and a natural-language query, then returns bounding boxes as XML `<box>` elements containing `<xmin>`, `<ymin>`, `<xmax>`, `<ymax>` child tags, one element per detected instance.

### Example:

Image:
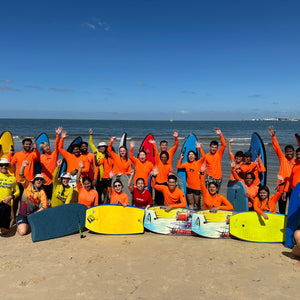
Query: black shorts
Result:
<box><xmin>0</xmin><ymin>202</ymin><xmax>11</xmax><ymax>229</ymax></box>
<box><xmin>186</xmin><ymin>187</ymin><xmax>201</xmax><ymax>196</ymax></box>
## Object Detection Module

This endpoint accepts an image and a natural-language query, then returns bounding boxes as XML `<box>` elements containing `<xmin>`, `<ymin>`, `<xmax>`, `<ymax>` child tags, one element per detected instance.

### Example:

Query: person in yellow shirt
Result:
<box><xmin>0</xmin><ymin>158</ymin><xmax>20</xmax><ymax>235</ymax></box>
<box><xmin>51</xmin><ymin>159</ymin><xmax>73</xmax><ymax>207</ymax></box>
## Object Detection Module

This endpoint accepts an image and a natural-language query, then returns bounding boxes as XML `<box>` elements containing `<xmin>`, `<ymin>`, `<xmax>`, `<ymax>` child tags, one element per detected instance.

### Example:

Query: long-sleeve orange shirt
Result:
<box><xmin>40</xmin><ymin>134</ymin><xmax>59</xmax><ymax>185</ymax></box>
<box><xmin>201</xmin><ymin>134</ymin><xmax>226</xmax><ymax>180</ymax></box>
<box><xmin>81</xmin><ymin>152</ymin><xmax>95</xmax><ymax>180</ymax></box>
<box><xmin>96</xmin><ymin>157</ymin><xmax>113</xmax><ymax>179</ymax></box>
<box><xmin>200</xmin><ymin>174</ymin><xmax>233</xmax><ymax>210</ymax></box>
<box><xmin>284</xmin><ymin>161</ymin><xmax>300</xmax><ymax>192</ymax></box>
<box><xmin>238</xmin><ymin>159</ymin><xmax>266</xmax><ymax>186</ymax></box>
<box><xmin>108</xmin><ymin>140</ymin><xmax>132</xmax><ymax>175</ymax></box>
<box><xmin>129</xmin><ymin>147</ymin><xmax>153</xmax><ymax>185</ymax></box>
<box><xmin>77</xmin><ymin>182</ymin><xmax>98</xmax><ymax>208</ymax></box>
<box><xmin>176</xmin><ymin>157</ymin><xmax>202</xmax><ymax>190</ymax></box>
<box><xmin>108</xmin><ymin>187</ymin><xmax>129</xmax><ymax>205</ymax></box>
<box><xmin>153</xmin><ymin>178</ymin><xmax>187</xmax><ymax>208</ymax></box>
<box><xmin>252</xmin><ymin>185</ymin><xmax>284</xmax><ymax>215</ymax></box>
<box><xmin>58</xmin><ymin>138</ymin><xmax>90</xmax><ymax>177</ymax></box>
<box><xmin>8</xmin><ymin>148</ymin><xmax>40</xmax><ymax>182</ymax></box>
<box><xmin>158</xmin><ymin>136</ymin><xmax>179</xmax><ymax>170</ymax></box>
<box><xmin>272</xmin><ymin>136</ymin><xmax>296</xmax><ymax>183</ymax></box>
<box><xmin>153</xmin><ymin>142</ymin><xmax>172</xmax><ymax>184</ymax></box>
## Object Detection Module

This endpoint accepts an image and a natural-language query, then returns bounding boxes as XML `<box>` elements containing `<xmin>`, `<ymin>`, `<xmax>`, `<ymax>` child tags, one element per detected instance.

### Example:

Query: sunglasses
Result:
<box><xmin>114</xmin><ymin>184</ymin><xmax>122</xmax><ymax>188</ymax></box>
<box><xmin>35</xmin><ymin>178</ymin><xmax>43</xmax><ymax>181</ymax></box>
<box><xmin>0</xmin><ymin>164</ymin><xmax>9</xmax><ymax>167</ymax></box>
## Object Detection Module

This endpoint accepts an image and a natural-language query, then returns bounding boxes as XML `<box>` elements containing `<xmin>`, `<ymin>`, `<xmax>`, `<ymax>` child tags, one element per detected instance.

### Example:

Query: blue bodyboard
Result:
<box><xmin>177</xmin><ymin>134</ymin><xmax>200</xmax><ymax>205</ymax></box>
<box><xmin>28</xmin><ymin>203</ymin><xmax>87</xmax><ymax>242</ymax></box>
<box><xmin>227</xmin><ymin>180</ymin><xmax>248</xmax><ymax>212</ymax></box>
<box><xmin>249</xmin><ymin>132</ymin><xmax>267</xmax><ymax>185</ymax></box>
<box><xmin>285</xmin><ymin>183</ymin><xmax>300</xmax><ymax>248</ymax></box>
<box><xmin>34</xmin><ymin>133</ymin><xmax>49</xmax><ymax>175</ymax></box>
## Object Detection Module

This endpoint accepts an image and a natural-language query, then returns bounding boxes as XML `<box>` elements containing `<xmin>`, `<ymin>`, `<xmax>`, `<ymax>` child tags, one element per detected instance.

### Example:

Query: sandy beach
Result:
<box><xmin>1</xmin><ymin>227</ymin><xmax>300</xmax><ymax>300</ymax></box>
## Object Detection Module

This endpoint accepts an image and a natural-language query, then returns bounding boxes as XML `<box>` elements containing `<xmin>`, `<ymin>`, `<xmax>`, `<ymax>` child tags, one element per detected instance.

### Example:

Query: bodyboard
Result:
<box><xmin>227</xmin><ymin>181</ymin><xmax>248</xmax><ymax>212</ymax></box>
<box><xmin>34</xmin><ymin>132</ymin><xmax>49</xmax><ymax>174</ymax></box>
<box><xmin>139</xmin><ymin>134</ymin><xmax>155</xmax><ymax>164</ymax></box>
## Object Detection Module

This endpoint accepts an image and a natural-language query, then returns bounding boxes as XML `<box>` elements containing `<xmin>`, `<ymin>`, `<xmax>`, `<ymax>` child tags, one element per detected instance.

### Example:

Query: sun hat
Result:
<box><xmin>31</xmin><ymin>174</ymin><xmax>46</xmax><ymax>183</ymax></box>
<box><xmin>0</xmin><ymin>158</ymin><xmax>12</xmax><ymax>168</ymax></box>
<box><xmin>60</xmin><ymin>172</ymin><xmax>71</xmax><ymax>180</ymax></box>
<box><xmin>97</xmin><ymin>142</ymin><xmax>107</xmax><ymax>147</ymax></box>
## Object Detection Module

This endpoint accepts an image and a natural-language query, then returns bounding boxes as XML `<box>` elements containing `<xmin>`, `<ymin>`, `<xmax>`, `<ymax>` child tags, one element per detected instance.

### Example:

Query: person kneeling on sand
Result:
<box><xmin>16</xmin><ymin>160</ymin><xmax>48</xmax><ymax>236</ymax></box>
<box><xmin>152</xmin><ymin>168</ymin><xmax>186</xmax><ymax>212</ymax></box>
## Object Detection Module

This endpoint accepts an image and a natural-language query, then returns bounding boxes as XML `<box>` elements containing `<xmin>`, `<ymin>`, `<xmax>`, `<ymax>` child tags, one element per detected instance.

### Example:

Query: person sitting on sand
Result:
<box><xmin>76</xmin><ymin>161</ymin><xmax>98</xmax><ymax>208</ymax></box>
<box><xmin>128</xmin><ymin>170</ymin><xmax>153</xmax><ymax>209</ymax></box>
<box><xmin>152</xmin><ymin>168</ymin><xmax>187</xmax><ymax>212</ymax></box>
<box><xmin>0</xmin><ymin>158</ymin><xmax>20</xmax><ymax>235</ymax></box>
<box><xmin>16</xmin><ymin>160</ymin><xmax>48</xmax><ymax>236</ymax></box>
<box><xmin>251</xmin><ymin>181</ymin><xmax>284</xmax><ymax>220</ymax></box>
<box><xmin>51</xmin><ymin>159</ymin><xmax>73</xmax><ymax>207</ymax></box>
<box><xmin>108</xmin><ymin>176</ymin><xmax>129</xmax><ymax>207</ymax></box>
<box><xmin>200</xmin><ymin>165</ymin><xmax>233</xmax><ymax>212</ymax></box>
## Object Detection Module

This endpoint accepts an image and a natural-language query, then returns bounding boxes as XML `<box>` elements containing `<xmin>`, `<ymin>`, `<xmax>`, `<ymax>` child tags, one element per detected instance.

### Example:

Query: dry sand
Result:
<box><xmin>1</xmin><ymin>227</ymin><xmax>300</xmax><ymax>300</ymax></box>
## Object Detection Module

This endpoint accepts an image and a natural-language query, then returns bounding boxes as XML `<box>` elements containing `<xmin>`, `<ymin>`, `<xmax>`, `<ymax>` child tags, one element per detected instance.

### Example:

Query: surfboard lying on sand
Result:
<box><xmin>192</xmin><ymin>210</ymin><xmax>234</xmax><ymax>238</ymax></box>
<box><xmin>230</xmin><ymin>212</ymin><xmax>286</xmax><ymax>243</ymax></box>
<box><xmin>85</xmin><ymin>205</ymin><xmax>145</xmax><ymax>234</ymax></box>
<box><xmin>28</xmin><ymin>203</ymin><xmax>87</xmax><ymax>242</ymax></box>
<box><xmin>144</xmin><ymin>206</ymin><xmax>196</xmax><ymax>235</ymax></box>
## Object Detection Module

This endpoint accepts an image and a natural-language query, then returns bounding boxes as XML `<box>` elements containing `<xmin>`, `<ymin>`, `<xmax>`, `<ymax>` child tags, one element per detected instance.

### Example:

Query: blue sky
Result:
<box><xmin>1</xmin><ymin>0</ymin><xmax>299</xmax><ymax>120</ymax></box>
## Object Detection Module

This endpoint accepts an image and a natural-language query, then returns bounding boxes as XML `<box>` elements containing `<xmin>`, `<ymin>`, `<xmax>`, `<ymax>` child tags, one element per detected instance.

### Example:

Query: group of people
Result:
<box><xmin>1</xmin><ymin>126</ymin><xmax>300</xmax><ymax>258</ymax></box>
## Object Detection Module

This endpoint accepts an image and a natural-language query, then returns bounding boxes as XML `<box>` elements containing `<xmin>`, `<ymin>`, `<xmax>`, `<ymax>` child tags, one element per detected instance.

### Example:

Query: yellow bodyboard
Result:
<box><xmin>152</xmin><ymin>207</ymin><xmax>190</xmax><ymax>219</ymax></box>
<box><xmin>85</xmin><ymin>205</ymin><xmax>145</xmax><ymax>234</ymax></box>
<box><xmin>230</xmin><ymin>212</ymin><xmax>286</xmax><ymax>242</ymax></box>
<box><xmin>0</xmin><ymin>131</ymin><xmax>14</xmax><ymax>158</ymax></box>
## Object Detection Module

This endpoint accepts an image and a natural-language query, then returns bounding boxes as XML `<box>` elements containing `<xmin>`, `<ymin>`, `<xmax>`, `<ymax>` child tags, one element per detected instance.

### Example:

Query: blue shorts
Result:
<box><xmin>16</xmin><ymin>213</ymin><xmax>29</xmax><ymax>226</ymax></box>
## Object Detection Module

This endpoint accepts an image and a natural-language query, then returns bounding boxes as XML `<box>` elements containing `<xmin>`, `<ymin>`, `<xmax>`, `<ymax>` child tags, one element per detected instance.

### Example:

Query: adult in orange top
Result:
<box><xmin>268</xmin><ymin>126</ymin><xmax>296</xmax><ymax>214</ymax></box>
<box><xmin>129</xmin><ymin>140</ymin><xmax>153</xmax><ymax>186</ymax></box>
<box><xmin>76</xmin><ymin>161</ymin><xmax>98</xmax><ymax>208</ymax></box>
<box><xmin>108</xmin><ymin>179</ymin><xmax>129</xmax><ymax>207</ymax></box>
<box><xmin>199</xmin><ymin>128</ymin><xmax>226</xmax><ymax>188</ymax></box>
<box><xmin>200</xmin><ymin>172</ymin><xmax>233</xmax><ymax>212</ymax></box>
<box><xmin>108</xmin><ymin>137</ymin><xmax>132</xmax><ymax>175</ymax></box>
<box><xmin>58</xmin><ymin>130</ymin><xmax>90</xmax><ymax>177</ymax></box>
<box><xmin>159</xmin><ymin>130</ymin><xmax>179</xmax><ymax>170</ymax></box>
<box><xmin>151</xmin><ymin>140</ymin><xmax>172</xmax><ymax>205</ymax></box>
<box><xmin>80</xmin><ymin>141</ymin><xmax>96</xmax><ymax>182</ymax></box>
<box><xmin>228</xmin><ymin>138</ymin><xmax>244</xmax><ymax>181</ymax></box>
<box><xmin>252</xmin><ymin>184</ymin><xmax>284</xmax><ymax>220</ymax></box>
<box><xmin>152</xmin><ymin>169</ymin><xmax>187</xmax><ymax>212</ymax></box>
<box><xmin>283</xmin><ymin>148</ymin><xmax>300</xmax><ymax>198</ymax></box>
<box><xmin>39</xmin><ymin>127</ymin><xmax>62</xmax><ymax>200</ymax></box>
<box><xmin>8</xmin><ymin>138</ymin><xmax>40</xmax><ymax>182</ymax></box>
<box><xmin>177</xmin><ymin>148</ymin><xmax>203</xmax><ymax>210</ymax></box>
<box><xmin>238</xmin><ymin>152</ymin><xmax>266</xmax><ymax>186</ymax></box>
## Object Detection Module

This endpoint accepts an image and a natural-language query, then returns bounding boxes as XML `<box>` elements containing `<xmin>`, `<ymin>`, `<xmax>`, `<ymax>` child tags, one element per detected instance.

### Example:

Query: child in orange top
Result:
<box><xmin>129</xmin><ymin>140</ymin><xmax>153</xmax><ymax>187</ymax></box>
<box><xmin>200</xmin><ymin>166</ymin><xmax>233</xmax><ymax>212</ymax></box>
<box><xmin>177</xmin><ymin>148</ymin><xmax>203</xmax><ymax>210</ymax></box>
<box><xmin>228</xmin><ymin>138</ymin><xmax>244</xmax><ymax>181</ymax></box>
<box><xmin>252</xmin><ymin>184</ymin><xmax>284</xmax><ymax>220</ymax></box>
<box><xmin>152</xmin><ymin>168</ymin><xmax>187</xmax><ymax>212</ymax></box>
<box><xmin>76</xmin><ymin>161</ymin><xmax>98</xmax><ymax>208</ymax></box>
<box><xmin>109</xmin><ymin>179</ymin><xmax>129</xmax><ymax>207</ymax></box>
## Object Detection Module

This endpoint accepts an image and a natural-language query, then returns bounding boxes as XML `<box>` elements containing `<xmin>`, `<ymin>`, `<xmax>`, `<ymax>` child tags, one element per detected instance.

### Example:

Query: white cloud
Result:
<box><xmin>137</xmin><ymin>82</ymin><xmax>146</xmax><ymax>86</ymax></box>
<box><xmin>49</xmin><ymin>88</ymin><xmax>74</xmax><ymax>93</ymax></box>
<box><xmin>178</xmin><ymin>110</ymin><xmax>189</xmax><ymax>114</ymax></box>
<box><xmin>0</xmin><ymin>86</ymin><xmax>20</xmax><ymax>91</ymax></box>
<box><xmin>0</xmin><ymin>79</ymin><xmax>12</xmax><ymax>83</ymax></box>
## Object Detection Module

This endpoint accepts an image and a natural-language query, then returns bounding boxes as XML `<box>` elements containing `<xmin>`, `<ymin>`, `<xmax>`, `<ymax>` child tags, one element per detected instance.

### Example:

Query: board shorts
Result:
<box><xmin>0</xmin><ymin>202</ymin><xmax>11</xmax><ymax>229</ymax></box>
<box><xmin>186</xmin><ymin>187</ymin><xmax>201</xmax><ymax>196</ymax></box>
<box><xmin>205</xmin><ymin>175</ymin><xmax>222</xmax><ymax>190</ymax></box>
<box><xmin>16</xmin><ymin>201</ymin><xmax>38</xmax><ymax>226</ymax></box>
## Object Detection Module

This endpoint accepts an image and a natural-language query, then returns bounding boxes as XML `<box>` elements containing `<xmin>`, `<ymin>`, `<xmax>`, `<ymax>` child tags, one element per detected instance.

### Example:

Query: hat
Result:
<box><xmin>244</xmin><ymin>151</ymin><xmax>252</xmax><ymax>157</ymax></box>
<box><xmin>0</xmin><ymin>158</ymin><xmax>12</xmax><ymax>167</ymax></box>
<box><xmin>97</xmin><ymin>142</ymin><xmax>107</xmax><ymax>147</ymax></box>
<box><xmin>31</xmin><ymin>174</ymin><xmax>46</xmax><ymax>183</ymax></box>
<box><xmin>60</xmin><ymin>172</ymin><xmax>71</xmax><ymax>180</ymax></box>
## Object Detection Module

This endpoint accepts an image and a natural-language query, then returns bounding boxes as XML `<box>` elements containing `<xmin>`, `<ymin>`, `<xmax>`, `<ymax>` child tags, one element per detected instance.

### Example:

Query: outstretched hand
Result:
<box><xmin>214</xmin><ymin>128</ymin><xmax>222</xmax><ymax>136</ymax></box>
<box><xmin>173</xmin><ymin>130</ymin><xmax>178</xmax><ymax>138</ymax></box>
<box><xmin>267</xmin><ymin>126</ymin><xmax>275</xmax><ymax>137</ymax></box>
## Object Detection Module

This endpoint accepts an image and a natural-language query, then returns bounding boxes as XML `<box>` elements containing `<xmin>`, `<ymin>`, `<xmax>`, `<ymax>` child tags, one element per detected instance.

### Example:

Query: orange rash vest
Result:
<box><xmin>238</xmin><ymin>159</ymin><xmax>266</xmax><ymax>186</ymax></box>
<box><xmin>152</xmin><ymin>177</ymin><xmax>187</xmax><ymax>208</ymax></box>
<box><xmin>8</xmin><ymin>148</ymin><xmax>40</xmax><ymax>182</ymax></box>
<box><xmin>40</xmin><ymin>134</ymin><xmax>59</xmax><ymax>185</ymax></box>
<box><xmin>108</xmin><ymin>140</ymin><xmax>132</xmax><ymax>175</ymax></box>
<box><xmin>200</xmin><ymin>174</ymin><xmax>233</xmax><ymax>210</ymax></box>
<box><xmin>153</xmin><ymin>142</ymin><xmax>172</xmax><ymax>184</ymax></box>
<box><xmin>58</xmin><ymin>138</ymin><xmax>90</xmax><ymax>177</ymax></box>
<box><xmin>284</xmin><ymin>162</ymin><xmax>300</xmax><ymax>192</ymax></box>
<box><xmin>95</xmin><ymin>157</ymin><xmax>113</xmax><ymax>179</ymax></box>
<box><xmin>129</xmin><ymin>147</ymin><xmax>153</xmax><ymax>185</ymax></box>
<box><xmin>201</xmin><ymin>134</ymin><xmax>226</xmax><ymax>180</ymax></box>
<box><xmin>76</xmin><ymin>182</ymin><xmax>99</xmax><ymax>208</ymax></box>
<box><xmin>108</xmin><ymin>187</ymin><xmax>129</xmax><ymax>205</ymax></box>
<box><xmin>158</xmin><ymin>136</ymin><xmax>179</xmax><ymax>170</ymax></box>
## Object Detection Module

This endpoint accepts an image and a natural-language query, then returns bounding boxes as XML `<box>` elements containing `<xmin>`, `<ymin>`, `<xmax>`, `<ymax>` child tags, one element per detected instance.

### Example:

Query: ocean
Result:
<box><xmin>1</xmin><ymin>118</ymin><xmax>300</xmax><ymax>193</ymax></box>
